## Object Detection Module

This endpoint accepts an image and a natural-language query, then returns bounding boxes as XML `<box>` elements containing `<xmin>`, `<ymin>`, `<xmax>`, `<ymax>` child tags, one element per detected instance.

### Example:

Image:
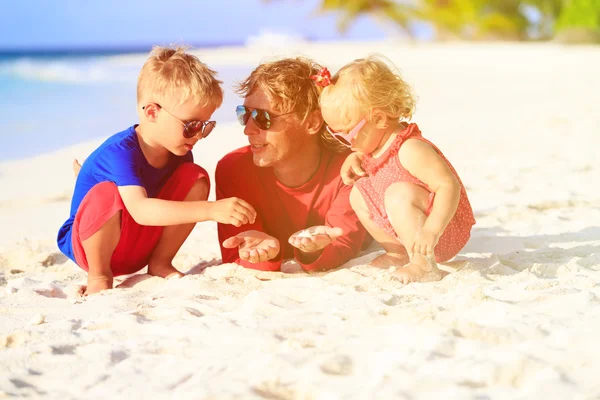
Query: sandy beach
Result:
<box><xmin>1</xmin><ymin>40</ymin><xmax>599</xmax><ymax>399</ymax></box>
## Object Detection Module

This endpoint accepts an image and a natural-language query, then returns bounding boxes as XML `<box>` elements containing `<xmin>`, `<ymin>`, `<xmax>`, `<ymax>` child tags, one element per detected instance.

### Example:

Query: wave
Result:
<box><xmin>0</xmin><ymin>55</ymin><xmax>144</xmax><ymax>84</ymax></box>
<box><xmin>245</xmin><ymin>29</ymin><xmax>308</xmax><ymax>48</ymax></box>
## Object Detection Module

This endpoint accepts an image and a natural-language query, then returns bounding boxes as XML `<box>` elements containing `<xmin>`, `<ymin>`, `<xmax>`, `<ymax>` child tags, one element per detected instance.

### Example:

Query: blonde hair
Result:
<box><xmin>235</xmin><ymin>57</ymin><xmax>347</xmax><ymax>153</ymax></box>
<box><xmin>321</xmin><ymin>55</ymin><xmax>415</xmax><ymax>125</ymax></box>
<box><xmin>137</xmin><ymin>45</ymin><xmax>223</xmax><ymax>109</ymax></box>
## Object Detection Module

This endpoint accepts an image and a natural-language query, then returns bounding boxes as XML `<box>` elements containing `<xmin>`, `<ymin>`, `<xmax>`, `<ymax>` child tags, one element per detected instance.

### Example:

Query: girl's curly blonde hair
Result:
<box><xmin>321</xmin><ymin>55</ymin><xmax>415</xmax><ymax>127</ymax></box>
<box><xmin>235</xmin><ymin>57</ymin><xmax>348</xmax><ymax>153</ymax></box>
<box><xmin>137</xmin><ymin>45</ymin><xmax>223</xmax><ymax>109</ymax></box>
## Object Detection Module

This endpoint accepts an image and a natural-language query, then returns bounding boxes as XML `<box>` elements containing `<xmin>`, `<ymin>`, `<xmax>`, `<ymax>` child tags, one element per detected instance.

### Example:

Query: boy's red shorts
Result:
<box><xmin>71</xmin><ymin>163</ymin><xmax>209</xmax><ymax>276</ymax></box>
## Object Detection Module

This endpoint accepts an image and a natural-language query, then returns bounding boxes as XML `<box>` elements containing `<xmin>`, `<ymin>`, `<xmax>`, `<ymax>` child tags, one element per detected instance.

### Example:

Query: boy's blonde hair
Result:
<box><xmin>137</xmin><ymin>45</ymin><xmax>223</xmax><ymax>109</ymax></box>
<box><xmin>321</xmin><ymin>55</ymin><xmax>415</xmax><ymax>125</ymax></box>
<box><xmin>235</xmin><ymin>57</ymin><xmax>347</xmax><ymax>153</ymax></box>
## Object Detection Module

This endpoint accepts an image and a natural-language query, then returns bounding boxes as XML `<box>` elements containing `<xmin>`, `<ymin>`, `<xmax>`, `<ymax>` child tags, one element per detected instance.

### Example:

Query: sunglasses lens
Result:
<box><xmin>202</xmin><ymin>122</ymin><xmax>215</xmax><ymax>138</ymax></box>
<box><xmin>183</xmin><ymin>121</ymin><xmax>203</xmax><ymax>139</ymax></box>
<box><xmin>254</xmin><ymin>110</ymin><xmax>271</xmax><ymax>130</ymax></box>
<box><xmin>333</xmin><ymin>133</ymin><xmax>352</xmax><ymax>147</ymax></box>
<box><xmin>236</xmin><ymin>106</ymin><xmax>250</xmax><ymax>126</ymax></box>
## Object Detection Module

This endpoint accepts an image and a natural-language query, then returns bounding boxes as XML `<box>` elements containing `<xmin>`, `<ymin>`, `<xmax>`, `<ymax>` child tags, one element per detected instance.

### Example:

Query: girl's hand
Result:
<box><xmin>340</xmin><ymin>152</ymin><xmax>366</xmax><ymax>185</ymax></box>
<box><xmin>409</xmin><ymin>230</ymin><xmax>440</xmax><ymax>258</ymax></box>
<box><xmin>222</xmin><ymin>230</ymin><xmax>280</xmax><ymax>263</ymax></box>
<box><xmin>288</xmin><ymin>226</ymin><xmax>343</xmax><ymax>253</ymax></box>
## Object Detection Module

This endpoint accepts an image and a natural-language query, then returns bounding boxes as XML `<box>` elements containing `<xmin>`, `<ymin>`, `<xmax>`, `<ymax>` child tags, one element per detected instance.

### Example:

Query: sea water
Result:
<box><xmin>0</xmin><ymin>52</ymin><xmax>251</xmax><ymax>162</ymax></box>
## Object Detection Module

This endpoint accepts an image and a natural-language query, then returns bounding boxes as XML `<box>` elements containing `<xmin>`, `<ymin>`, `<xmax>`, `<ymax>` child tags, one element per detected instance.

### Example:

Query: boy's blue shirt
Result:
<box><xmin>57</xmin><ymin>125</ymin><xmax>193</xmax><ymax>262</ymax></box>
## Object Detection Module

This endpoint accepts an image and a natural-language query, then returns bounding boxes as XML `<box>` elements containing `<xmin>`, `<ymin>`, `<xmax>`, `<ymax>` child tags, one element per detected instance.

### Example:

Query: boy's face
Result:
<box><xmin>242</xmin><ymin>86</ymin><xmax>312</xmax><ymax>169</ymax></box>
<box><xmin>150</xmin><ymin>99</ymin><xmax>217</xmax><ymax>157</ymax></box>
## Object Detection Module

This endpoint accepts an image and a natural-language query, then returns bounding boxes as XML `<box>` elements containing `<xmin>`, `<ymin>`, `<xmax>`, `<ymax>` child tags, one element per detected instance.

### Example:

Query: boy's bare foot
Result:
<box><xmin>390</xmin><ymin>253</ymin><xmax>445</xmax><ymax>284</ymax></box>
<box><xmin>73</xmin><ymin>159</ymin><xmax>82</xmax><ymax>178</ymax></box>
<box><xmin>148</xmin><ymin>263</ymin><xmax>184</xmax><ymax>280</ymax></box>
<box><xmin>84</xmin><ymin>276</ymin><xmax>113</xmax><ymax>295</ymax></box>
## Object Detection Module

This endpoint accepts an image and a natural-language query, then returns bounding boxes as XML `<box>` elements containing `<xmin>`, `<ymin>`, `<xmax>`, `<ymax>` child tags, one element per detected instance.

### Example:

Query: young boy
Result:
<box><xmin>57</xmin><ymin>46</ymin><xmax>256</xmax><ymax>295</ymax></box>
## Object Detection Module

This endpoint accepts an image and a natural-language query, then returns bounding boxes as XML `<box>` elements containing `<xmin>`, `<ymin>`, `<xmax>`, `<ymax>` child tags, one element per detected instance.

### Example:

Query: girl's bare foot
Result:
<box><xmin>390</xmin><ymin>253</ymin><xmax>445</xmax><ymax>284</ymax></box>
<box><xmin>368</xmin><ymin>252</ymin><xmax>410</xmax><ymax>268</ymax></box>
<box><xmin>148</xmin><ymin>263</ymin><xmax>184</xmax><ymax>280</ymax></box>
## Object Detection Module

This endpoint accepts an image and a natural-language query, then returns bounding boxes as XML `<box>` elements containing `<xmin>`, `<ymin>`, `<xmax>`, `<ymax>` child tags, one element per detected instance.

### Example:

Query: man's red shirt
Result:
<box><xmin>215</xmin><ymin>146</ymin><xmax>367</xmax><ymax>272</ymax></box>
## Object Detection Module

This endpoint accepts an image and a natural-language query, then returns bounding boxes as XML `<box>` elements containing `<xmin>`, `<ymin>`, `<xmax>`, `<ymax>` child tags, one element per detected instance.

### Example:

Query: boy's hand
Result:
<box><xmin>288</xmin><ymin>226</ymin><xmax>343</xmax><ymax>253</ymax></box>
<box><xmin>209</xmin><ymin>197</ymin><xmax>256</xmax><ymax>227</ymax></box>
<box><xmin>222</xmin><ymin>230</ymin><xmax>280</xmax><ymax>263</ymax></box>
<box><xmin>341</xmin><ymin>152</ymin><xmax>366</xmax><ymax>185</ymax></box>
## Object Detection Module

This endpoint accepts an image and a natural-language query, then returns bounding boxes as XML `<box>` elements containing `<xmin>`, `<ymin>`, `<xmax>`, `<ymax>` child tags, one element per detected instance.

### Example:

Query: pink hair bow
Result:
<box><xmin>310</xmin><ymin>67</ymin><xmax>332</xmax><ymax>88</ymax></box>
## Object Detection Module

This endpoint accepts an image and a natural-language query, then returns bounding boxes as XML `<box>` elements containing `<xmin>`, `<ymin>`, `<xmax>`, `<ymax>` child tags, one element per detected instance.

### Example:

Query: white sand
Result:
<box><xmin>1</xmin><ymin>41</ymin><xmax>600</xmax><ymax>399</ymax></box>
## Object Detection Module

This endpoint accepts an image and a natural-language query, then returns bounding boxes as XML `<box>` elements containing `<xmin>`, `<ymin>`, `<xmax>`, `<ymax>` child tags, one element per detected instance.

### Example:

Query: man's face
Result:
<box><xmin>242</xmin><ymin>86</ymin><xmax>308</xmax><ymax>168</ymax></box>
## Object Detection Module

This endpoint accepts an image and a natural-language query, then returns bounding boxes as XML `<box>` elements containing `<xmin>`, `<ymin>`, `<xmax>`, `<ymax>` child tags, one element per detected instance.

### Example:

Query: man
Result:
<box><xmin>215</xmin><ymin>57</ymin><xmax>368</xmax><ymax>272</ymax></box>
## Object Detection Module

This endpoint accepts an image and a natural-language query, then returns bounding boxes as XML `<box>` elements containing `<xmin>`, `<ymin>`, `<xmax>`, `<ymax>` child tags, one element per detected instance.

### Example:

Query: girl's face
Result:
<box><xmin>323</xmin><ymin>105</ymin><xmax>390</xmax><ymax>154</ymax></box>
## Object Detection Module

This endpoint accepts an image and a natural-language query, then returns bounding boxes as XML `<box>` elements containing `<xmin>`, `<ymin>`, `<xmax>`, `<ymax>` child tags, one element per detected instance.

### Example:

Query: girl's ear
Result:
<box><xmin>305</xmin><ymin>109</ymin><xmax>325</xmax><ymax>136</ymax></box>
<box><xmin>371</xmin><ymin>110</ymin><xmax>389</xmax><ymax>129</ymax></box>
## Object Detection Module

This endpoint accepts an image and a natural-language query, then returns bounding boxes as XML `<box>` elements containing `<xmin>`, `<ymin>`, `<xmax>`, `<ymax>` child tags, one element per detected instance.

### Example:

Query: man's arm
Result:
<box><xmin>216</xmin><ymin>158</ymin><xmax>283</xmax><ymax>271</ymax></box>
<box><xmin>295</xmin><ymin>182</ymin><xmax>366</xmax><ymax>272</ymax></box>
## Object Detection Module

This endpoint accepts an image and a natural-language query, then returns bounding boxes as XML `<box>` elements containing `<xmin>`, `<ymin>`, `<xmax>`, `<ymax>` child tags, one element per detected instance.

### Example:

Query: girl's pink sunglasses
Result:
<box><xmin>326</xmin><ymin>118</ymin><xmax>367</xmax><ymax>147</ymax></box>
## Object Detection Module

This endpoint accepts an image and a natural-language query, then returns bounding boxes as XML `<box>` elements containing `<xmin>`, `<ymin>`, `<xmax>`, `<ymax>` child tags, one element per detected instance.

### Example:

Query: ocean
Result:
<box><xmin>0</xmin><ymin>51</ymin><xmax>251</xmax><ymax>161</ymax></box>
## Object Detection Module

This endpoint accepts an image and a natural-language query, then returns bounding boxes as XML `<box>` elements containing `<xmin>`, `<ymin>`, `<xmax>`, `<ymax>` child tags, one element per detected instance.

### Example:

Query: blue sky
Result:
<box><xmin>0</xmin><ymin>0</ymin><xmax>408</xmax><ymax>50</ymax></box>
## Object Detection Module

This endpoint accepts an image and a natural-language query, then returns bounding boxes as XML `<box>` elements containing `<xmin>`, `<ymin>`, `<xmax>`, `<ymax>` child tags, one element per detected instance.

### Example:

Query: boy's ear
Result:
<box><xmin>142</xmin><ymin>103</ymin><xmax>160</xmax><ymax>122</ymax></box>
<box><xmin>305</xmin><ymin>109</ymin><xmax>325</xmax><ymax>136</ymax></box>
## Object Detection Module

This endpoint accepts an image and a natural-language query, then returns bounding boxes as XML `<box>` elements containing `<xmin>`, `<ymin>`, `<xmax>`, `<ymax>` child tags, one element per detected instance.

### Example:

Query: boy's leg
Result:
<box><xmin>349</xmin><ymin>186</ymin><xmax>410</xmax><ymax>267</ymax></box>
<box><xmin>72</xmin><ymin>181</ymin><xmax>134</xmax><ymax>295</ymax></box>
<box><xmin>81</xmin><ymin>211</ymin><xmax>122</xmax><ymax>294</ymax></box>
<box><xmin>384</xmin><ymin>182</ymin><xmax>443</xmax><ymax>283</ymax></box>
<box><xmin>147</xmin><ymin>163</ymin><xmax>210</xmax><ymax>278</ymax></box>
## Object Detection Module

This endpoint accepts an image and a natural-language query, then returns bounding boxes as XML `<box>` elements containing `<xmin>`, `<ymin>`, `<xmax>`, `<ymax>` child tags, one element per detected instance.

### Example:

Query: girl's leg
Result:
<box><xmin>147</xmin><ymin>163</ymin><xmax>210</xmax><ymax>278</ymax></box>
<box><xmin>349</xmin><ymin>186</ymin><xmax>410</xmax><ymax>267</ymax></box>
<box><xmin>384</xmin><ymin>182</ymin><xmax>443</xmax><ymax>283</ymax></box>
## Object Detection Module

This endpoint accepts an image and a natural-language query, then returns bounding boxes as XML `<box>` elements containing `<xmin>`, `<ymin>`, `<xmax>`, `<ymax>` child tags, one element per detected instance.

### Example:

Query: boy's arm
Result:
<box><xmin>295</xmin><ymin>182</ymin><xmax>366</xmax><ymax>272</ymax></box>
<box><xmin>398</xmin><ymin>139</ymin><xmax>460</xmax><ymax>236</ymax></box>
<box><xmin>117</xmin><ymin>185</ymin><xmax>256</xmax><ymax>227</ymax></box>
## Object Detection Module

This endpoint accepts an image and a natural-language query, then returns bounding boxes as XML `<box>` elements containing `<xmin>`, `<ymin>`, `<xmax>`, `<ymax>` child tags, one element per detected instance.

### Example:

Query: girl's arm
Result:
<box><xmin>397</xmin><ymin>139</ymin><xmax>460</xmax><ymax>237</ymax></box>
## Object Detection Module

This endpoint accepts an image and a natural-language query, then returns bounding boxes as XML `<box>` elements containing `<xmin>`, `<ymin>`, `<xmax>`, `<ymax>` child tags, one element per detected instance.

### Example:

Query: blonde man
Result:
<box><xmin>58</xmin><ymin>46</ymin><xmax>256</xmax><ymax>294</ymax></box>
<box><xmin>216</xmin><ymin>57</ymin><xmax>368</xmax><ymax>272</ymax></box>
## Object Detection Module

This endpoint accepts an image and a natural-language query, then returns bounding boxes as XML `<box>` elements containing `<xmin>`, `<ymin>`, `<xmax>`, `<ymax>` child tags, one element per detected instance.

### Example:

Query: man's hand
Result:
<box><xmin>340</xmin><ymin>152</ymin><xmax>366</xmax><ymax>185</ymax></box>
<box><xmin>288</xmin><ymin>226</ymin><xmax>343</xmax><ymax>253</ymax></box>
<box><xmin>222</xmin><ymin>230</ymin><xmax>280</xmax><ymax>263</ymax></box>
<box><xmin>209</xmin><ymin>197</ymin><xmax>256</xmax><ymax>227</ymax></box>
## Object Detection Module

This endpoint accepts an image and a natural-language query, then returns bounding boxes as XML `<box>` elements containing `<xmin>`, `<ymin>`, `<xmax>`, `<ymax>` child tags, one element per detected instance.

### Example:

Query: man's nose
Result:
<box><xmin>243</xmin><ymin>118</ymin><xmax>260</xmax><ymax>136</ymax></box>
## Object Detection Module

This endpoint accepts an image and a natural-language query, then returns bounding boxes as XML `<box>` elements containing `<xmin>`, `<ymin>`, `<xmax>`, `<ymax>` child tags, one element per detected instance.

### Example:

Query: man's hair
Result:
<box><xmin>137</xmin><ymin>45</ymin><xmax>223</xmax><ymax>109</ymax></box>
<box><xmin>321</xmin><ymin>54</ymin><xmax>415</xmax><ymax>123</ymax></box>
<box><xmin>235</xmin><ymin>57</ymin><xmax>347</xmax><ymax>153</ymax></box>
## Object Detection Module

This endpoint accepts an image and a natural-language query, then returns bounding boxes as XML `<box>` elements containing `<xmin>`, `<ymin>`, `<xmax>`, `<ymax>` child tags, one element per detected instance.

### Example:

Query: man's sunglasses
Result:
<box><xmin>143</xmin><ymin>103</ymin><xmax>216</xmax><ymax>139</ymax></box>
<box><xmin>326</xmin><ymin>118</ymin><xmax>367</xmax><ymax>147</ymax></box>
<box><xmin>236</xmin><ymin>105</ymin><xmax>294</xmax><ymax>130</ymax></box>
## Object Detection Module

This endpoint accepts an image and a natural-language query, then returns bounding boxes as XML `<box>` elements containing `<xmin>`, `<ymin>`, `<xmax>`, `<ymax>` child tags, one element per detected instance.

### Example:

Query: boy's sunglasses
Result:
<box><xmin>143</xmin><ymin>103</ymin><xmax>216</xmax><ymax>139</ymax></box>
<box><xmin>236</xmin><ymin>105</ymin><xmax>294</xmax><ymax>130</ymax></box>
<box><xmin>326</xmin><ymin>118</ymin><xmax>367</xmax><ymax>147</ymax></box>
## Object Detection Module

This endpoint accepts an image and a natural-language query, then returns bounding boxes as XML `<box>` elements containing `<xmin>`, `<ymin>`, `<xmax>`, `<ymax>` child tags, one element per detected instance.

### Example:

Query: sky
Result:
<box><xmin>0</xmin><ymin>0</ymin><xmax>411</xmax><ymax>51</ymax></box>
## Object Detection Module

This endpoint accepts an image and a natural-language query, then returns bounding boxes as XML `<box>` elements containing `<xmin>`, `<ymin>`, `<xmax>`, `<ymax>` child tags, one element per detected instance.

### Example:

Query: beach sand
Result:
<box><xmin>1</xmin><ymin>41</ymin><xmax>599</xmax><ymax>399</ymax></box>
